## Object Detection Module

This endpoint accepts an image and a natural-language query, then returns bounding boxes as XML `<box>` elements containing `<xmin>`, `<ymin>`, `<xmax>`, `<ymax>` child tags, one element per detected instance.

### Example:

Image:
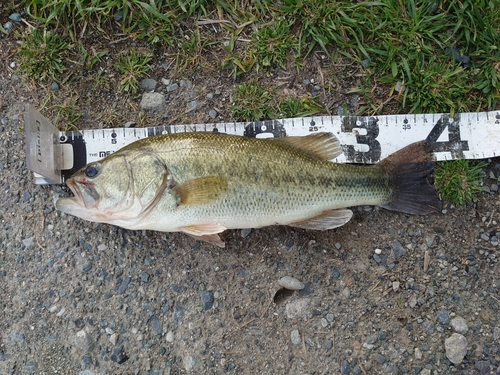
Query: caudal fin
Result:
<box><xmin>379</xmin><ymin>141</ymin><xmax>441</xmax><ymax>215</ymax></box>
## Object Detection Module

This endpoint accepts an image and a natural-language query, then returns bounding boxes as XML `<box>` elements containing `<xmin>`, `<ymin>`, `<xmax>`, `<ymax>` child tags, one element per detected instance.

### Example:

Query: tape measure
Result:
<box><xmin>25</xmin><ymin>104</ymin><xmax>500</xmax><ymax>185</ymax></box>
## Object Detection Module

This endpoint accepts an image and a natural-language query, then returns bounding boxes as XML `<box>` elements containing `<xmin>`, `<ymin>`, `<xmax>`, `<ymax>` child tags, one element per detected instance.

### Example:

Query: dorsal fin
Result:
<box><xmin>269</xmin><ymin>132</ymin><xmax>342</xmax><ymax>160</ymax></box>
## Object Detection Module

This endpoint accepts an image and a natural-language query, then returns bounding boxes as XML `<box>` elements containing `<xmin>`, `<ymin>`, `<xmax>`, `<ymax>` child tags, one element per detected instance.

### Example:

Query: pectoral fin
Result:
<box><xmin>288</xmin><ymin>209</ymin><xmax>353</xmax><ymax>230</ymax></box>
<box><xmin>185</xmin><ymin>233</ymin><xmax>225</xmax><ymax>248</ymax></box>
<box><xmin>173</xmin><ymin>176</ymin><xmax>228</xmax><ymax>206</ymax></box>
<box><xmin>269</xmin><ymin>132</ymin><xmax>342</xmax><ymax>160</ymax></box>
<box><xmin>180</xmin><ymin>223</ymin><xmax>227</xmax><ymax>236</ymax></box>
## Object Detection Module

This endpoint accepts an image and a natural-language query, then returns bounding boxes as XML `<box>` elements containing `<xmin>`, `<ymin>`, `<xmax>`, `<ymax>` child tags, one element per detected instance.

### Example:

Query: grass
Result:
<box><xmin>17</xmin><ymin>28</ymin><xmax>72</xmax><ymax>82</ymax></box>
<box><xmin>15</xmin><ymin>0</ymin><xmax>498</xmax><ymax>114</ymax></box>
<box><xmin>435</xmin><ymin>160</ymin><xmax>487</xmax><ymax>206</ymax></box>
<box><xmin>231</xmin><ymin>80</ymin><xmax>326</xmax><ymax>121</ymax></box>
<box><xmin>115</xmin><ymin>50</ymin><xmax>153</xmax><ymax>94</ymax></box>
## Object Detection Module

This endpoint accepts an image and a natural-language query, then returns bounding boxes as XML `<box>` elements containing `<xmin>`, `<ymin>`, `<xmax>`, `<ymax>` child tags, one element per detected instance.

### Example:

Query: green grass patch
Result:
<box><xmin>232</xmin><ymin>80</ymin><xmax>326</xmax><ymax>121</ymax></box>
<box><xmin>17</xmin><ymin>28</ymin><xmax>72</xmax><ymax>82</ymax></box>
<box><xmin>115</xmin><ymin>50</ymin><xmax>153</xmax><ymax>94</ymax></box>
<box><xmin>435</xmin><ymin>160</ymin><xmax>487</xmax><ymax>206</ymax></box>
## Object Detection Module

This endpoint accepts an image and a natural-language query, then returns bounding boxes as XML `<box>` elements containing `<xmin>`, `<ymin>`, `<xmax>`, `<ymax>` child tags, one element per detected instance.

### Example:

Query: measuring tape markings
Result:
<box><xmin>25</xmin><ymin>105</ymin><xmax>500</xmax><ymax>184</ymax></box>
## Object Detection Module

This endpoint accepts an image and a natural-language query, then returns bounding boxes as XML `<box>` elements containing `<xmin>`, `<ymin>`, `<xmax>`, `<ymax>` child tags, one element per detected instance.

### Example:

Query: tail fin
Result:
<box><xmin>379</xmin><ymin>141</ymin><xmax>441</xmax><ymax>215</ymax></box>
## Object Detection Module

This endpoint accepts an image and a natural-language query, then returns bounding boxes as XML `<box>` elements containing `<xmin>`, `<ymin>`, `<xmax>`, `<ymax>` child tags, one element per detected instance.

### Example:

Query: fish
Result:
<box><xmin>55</xmin><ymin>132</ymin><xmax>441</xmax><ymax>247</ymax></box>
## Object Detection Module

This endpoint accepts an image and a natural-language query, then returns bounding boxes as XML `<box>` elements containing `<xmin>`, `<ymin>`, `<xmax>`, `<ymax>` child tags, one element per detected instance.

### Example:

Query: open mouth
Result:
<box><xmin>65</xmin><ymin>178</ymin><xmax>85</xmax><ymax>206</ymax></box>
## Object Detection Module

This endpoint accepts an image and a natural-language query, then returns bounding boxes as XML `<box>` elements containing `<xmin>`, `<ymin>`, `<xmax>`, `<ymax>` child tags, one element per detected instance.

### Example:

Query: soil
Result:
<box><xmin>1</xmin><ymin>13</ymin><xmax>500</xmax><ymax>375</ymax></box>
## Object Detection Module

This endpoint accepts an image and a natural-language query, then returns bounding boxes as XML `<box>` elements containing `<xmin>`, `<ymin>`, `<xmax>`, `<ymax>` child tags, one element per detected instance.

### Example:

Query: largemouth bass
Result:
<box><xmin>55</xmin><ymin>132</ymin><xmax>440</xmax><ymax>247</ymax></box>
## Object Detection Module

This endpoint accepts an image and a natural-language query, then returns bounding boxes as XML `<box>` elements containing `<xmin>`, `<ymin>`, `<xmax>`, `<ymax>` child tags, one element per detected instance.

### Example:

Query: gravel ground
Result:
<box><xmin>1</xmin><ymin>27</ymin><xmax>500</xmax><ymax>375</ymax></box>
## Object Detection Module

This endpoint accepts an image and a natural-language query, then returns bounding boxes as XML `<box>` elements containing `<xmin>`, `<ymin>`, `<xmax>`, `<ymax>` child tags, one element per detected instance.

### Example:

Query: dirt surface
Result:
<box><xmin>1</xmin><ymin>16</ymin><xmax>500</xmax><ymax>375</ymax></box>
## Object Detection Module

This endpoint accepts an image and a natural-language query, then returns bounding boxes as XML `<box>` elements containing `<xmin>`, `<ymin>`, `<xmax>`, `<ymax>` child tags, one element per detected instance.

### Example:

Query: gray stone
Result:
<box><xmin>78</xmin><ymin>261</ymin><xmax>92</xmax><ymax>273</ymax></box>
<box><xmin>422</xmin><ymin>319</ymin><xmax>435</xmax><ymax>333</ymax></box>
<box><xmin>140</xmin><ymin>271</ymin><xmax>150</xmax><ymax>283</ymax></box>
<box><xmin>166</xmin><ymin>83</ymin><xmax>179</xmax><ymax>92</ymax></box>
<box><xmin>341</xmin><ymin>360</ymin><xmax>350</xmax><ymax>374</ymax></box>
<box><xmin>22</xmin><ymin>238</ymin><xmax>34</xmax><ymax>247</ymax></box>
<box><xmin>278</xmin><ymin>276</ymin><xmax>305</xmax><ymax>291</ymax></box>
<box><xmin>183</xmin><ymin>355</ymin><xmax>197</xmax><ymax>372</ymax></box>
<box><xmin>414</xmin><ymin>347</ymin><xmax>422</xmax><ymax>359</ymax></box>
<box><xmin>9</xmin><ymin>13</ymin><xmax>22</xmax><ymax>22</ymax></box>
<box><xmin>140</xmin><ymin>92</ymin><xmax>165</xmax><ymax>112</ymax></box>
<box><xmin>392</xmin><ymin>281</ymin><xmax>400</xmax><ymax>292</ymax></box>
<box><xmin>75</xmin><ymin>329</ymin><xmax>94</xmax><ymax>352</ymax></box>
<box><xmin>4</xmin><ymin>21</ymin><xmax>14</xmax><ymax>32</ymax></box>
<box><xmin>437</xmin><ymin>310</ymin><xmax>450</xmax><ymax>325</ymax></box>
<box><xmin>118</xmin><ymin>276</ymin><xmax>131</xmax><ymax>294</ymax></box>
<box><xmin>110</xmin><ymin>345</ymin><xmax>128</xmax><ymax>364</ymax></box>
<box><xmin>475</xmin><ymin>360</ymin><xmax>491</xmax><ymax>375</ymax></box>
<box><xmin>140</xmin><ymin>78</ymin><xmax>157</xmax><ymax>91</ymax></box>
<box><xmin>494</xmin><ymin>326</ymin><xmax>500</xmax><ymax>341</ymax></box>
<box><xmin>50</xmin><ymin>82</ymin><xmax>60</xmax><ymax>91</ymax></box>
<box><xmin>450</xmin><ymin>316</ymin><xmax>468</xmax><ymax>333</ymax></box>
<box><xmin>201</xmin><ymin>290</ymin><xmax>214</xmax><ymax>310</ymax></box>
<box><xmin>22</xmin><ymin>361</ymin><xmax>38</xmax><ymax>372</ymax></box>
<box><xmin>419</xmin><ymin>369</ymin><xmax>431</xmax><ymax>375</ymax></box>
<box><xmin>286</xmin><ymin>299</ymin><xmax>310</xmax><ymax>319</ymax></box>
<box><xmin>208</xmin><ymin>109</ymin><xmax>218</xmax><ymax>119</ymax></box>
<box><xmin>341</xmin><ymin>286</ymin><xmax>350</xmax><ymax>299</ymax></box>
<box><xmin>445</xmin><ymin>333</ymin><xmax>468</xmax><ymax>365</ymax></box>
<box><xmin>324</xmin><ymin>339</ymin><xmax>333</xmax><ymax>350</ymax></box>
<box><xmin>188</xmin><ymin>100</ymin><xmax>198</xmax><ymax>110</ymax></box>
<box><xmin>22</xmin><ymin>191</ymin><xmax>31</xmax><ymax>202</ymax></box>
<box><xmin>151</xmin><ymin>315</ymin><xmax>163</xmax><ymax>337</ymax></box>
<box><xmin>290</xmin><ymin>329</ymin><xmax>301</xmax><ymax>345</ymax></box>
<box><xmin>392</xmin><ymin>240</ymin><xmax>407</xmax><ymax>259</ymax></box>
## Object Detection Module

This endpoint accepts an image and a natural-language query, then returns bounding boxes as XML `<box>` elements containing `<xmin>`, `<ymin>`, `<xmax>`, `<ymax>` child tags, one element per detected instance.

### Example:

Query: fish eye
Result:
<box><xmin>85</xmin><ymin>164</ymin><xmax>99</xmax><ymax>178</ymax></box>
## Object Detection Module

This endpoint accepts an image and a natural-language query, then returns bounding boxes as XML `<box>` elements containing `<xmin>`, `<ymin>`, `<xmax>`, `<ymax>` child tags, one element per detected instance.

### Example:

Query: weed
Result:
<box><xmin>250</xmin><ymin>19</ymin><xmax>297</xmax><ymax>71</ymax></box>
<box><xmin>278</xmin><ymin>97</ymin><xmax>325</xmax><ymax>118</ymax></box>
<box><xmin>115</xmin><ymin>50</ymin><xmax>152</xmax><ymax>94</ymax></box>
<box><xmin>435</xmin><ymin>160</ymin><xmax>486</xmax><ymax>206</ymax></box>
<box><xmin>17</xmin><ymin>28</ymin><xmax>72</xmax><ymax>82</ymax></box>
<box><xmin>231</xmin><ymin>80</ymin><xmax>276</xmax><ymax>121</ymax></box>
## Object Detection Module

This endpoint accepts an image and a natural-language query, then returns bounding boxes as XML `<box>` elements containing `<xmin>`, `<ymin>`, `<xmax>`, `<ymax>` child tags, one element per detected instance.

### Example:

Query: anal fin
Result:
<box><xmin>288</xmin><ymin>209</ymin><xmax>353</xmax><ymax>230</ymax></box>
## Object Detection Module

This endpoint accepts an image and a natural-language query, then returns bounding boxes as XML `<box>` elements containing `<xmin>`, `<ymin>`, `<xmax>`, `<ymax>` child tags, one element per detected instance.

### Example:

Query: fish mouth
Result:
<box><xmin>65</xmin><ymin>177</ymin><xmax>99</xmax><ymax>209</ymax></box>
<box><xmin>65</xmin><ymin>178</ymin><xmax>84</xmax><ymax>206</ymax></box>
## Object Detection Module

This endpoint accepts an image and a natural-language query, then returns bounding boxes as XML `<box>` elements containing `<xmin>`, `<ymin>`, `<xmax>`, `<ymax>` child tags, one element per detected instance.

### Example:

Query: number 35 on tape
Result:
<box><xmin>25</xmin><ymin>105</ymin><xmax>500</xmax><ymax>184</ymax></box>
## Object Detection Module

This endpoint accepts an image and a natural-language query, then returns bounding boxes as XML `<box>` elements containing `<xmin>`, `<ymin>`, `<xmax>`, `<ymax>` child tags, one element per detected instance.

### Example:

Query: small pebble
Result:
<box><xmin>188</xmin><ymin>100</ymin><xmax>198</xmax><ymax>110</ymax></box>
<box><xmin>445</xmin><ymin>333</ymin><xmax>468</xmax><ymax>365</ymax></box>
<box><xmin>450</xmin><ymin>316</ymin><xmax>468</xmax><ymax>333</ymax></box>
<box><xmin>437</xmin><ymin>310</ymin><xmax>450</xmax><ymax>325</ymax></box>
<box><xmin>415</xmin><ymin>347</ymin><xmax>422</xmax><ymax>359</ymax></box>
<box><xmin>110</xmin><ymin>345</ymin><xmax>129</xmax><ymax>364</ymax></box>
<box><xmin>140</xmin><ymin>92</ymin><xmax>165</xmax><ymax>112</ymax></box>
<box><xmin>324</xmin><ymin>339</ymin><xmax>333</xmax><ymax>350</ymax></box>
<box><xmin>78</xmin><ymin>262</ymin><xmax>92</xmax><ymax>273</ymax></box>
<box><xmin>341</xmin><ymin>360</ymin><xmax>350</xmax><ymax>374</ymax></box>
<box><xmin>209</xmin><ymin>109</ymin><xmax>218</xmax><ymax>119</ymax></box>
<box><xmin>50</xmin><ymin>82</ymin><xmax>60</xmax><ymax>91</ymax></box>
<box><xmin>374</xmin><ymin>248</ymin><xmax>382</xmax><ymax>254</ymax></box>
<box><xmin>201</xmin><ymin>290</ymin><xmax>214</xmax><ymax>310</ymax></box>
<box><xmin>290</xmin><ymin>329</ymin><xmax>301</xmax><ymax>345</ymax></box>
<box><xmin>279</xmin><ymin>276</ymin><xmax>305</xmax><ymax>291</ymax></box>
<box><xmin>140</xmin><ymin>78</ymin><xmax>157</xmax><ymax>91</ymax></box>
<box><xmin>392</xmin><ymin>281</ymin><xmax>400</xmax><ymax>292</ymax></box>
<box><xmin>140</xmin><ymin>271</ymin><xmax>150</xmax><ymax>283</ymax></box>
<box><xmin>4</xmin><ymin>21</ymin><xmax>14</xmax><ymax>32</ymax></box>
<box><xmin>9</xmin><ymin>13</ymin><xmax>22</xmax><ymax>22</ymax></box>
<box><xmin>167</xmin><ymin>83</ymin><xmax>179</xmax><ymax>92</ymax></box>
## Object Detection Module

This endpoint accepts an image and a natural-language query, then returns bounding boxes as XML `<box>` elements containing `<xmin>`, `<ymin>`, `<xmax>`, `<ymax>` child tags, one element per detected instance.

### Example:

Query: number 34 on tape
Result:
<box><xmin>25</xmin><ymin>105</ymin><xmax>500</xmax><ymax>184</ymax></box>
